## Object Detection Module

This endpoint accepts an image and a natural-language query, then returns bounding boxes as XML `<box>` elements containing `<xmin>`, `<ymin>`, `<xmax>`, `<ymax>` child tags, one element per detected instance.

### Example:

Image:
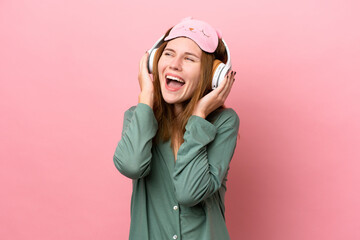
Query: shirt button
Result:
<box><xmin>173</xmin><ymin>235</ymin><xmax>178</xmax><ymax>239</ymax></box>
<box><xmin>173</xmin><ymin>205</ymin><xmax>178</xmax><ymax>210</ymax></box>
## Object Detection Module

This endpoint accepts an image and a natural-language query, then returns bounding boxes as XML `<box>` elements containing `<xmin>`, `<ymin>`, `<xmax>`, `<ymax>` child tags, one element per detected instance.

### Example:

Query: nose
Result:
<box><xmin>169</xmin><ymin>56</ymin><xmax>182</xmax><ymax>71</ymax></box>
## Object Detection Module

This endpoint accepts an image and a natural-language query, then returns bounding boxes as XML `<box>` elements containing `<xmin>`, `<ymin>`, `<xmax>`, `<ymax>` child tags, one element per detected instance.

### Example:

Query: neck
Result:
<box><xmin>174</xmin><ymin>103</ymin><xmax>183</xmax><ymax>116</ymax></box>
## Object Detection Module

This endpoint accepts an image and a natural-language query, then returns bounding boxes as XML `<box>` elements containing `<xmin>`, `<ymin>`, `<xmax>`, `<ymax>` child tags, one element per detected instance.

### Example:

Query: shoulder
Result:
<box><xmin>207</xmin><ymin>107</ymin><xmax>240</xmax><ymax>129</ymax></box>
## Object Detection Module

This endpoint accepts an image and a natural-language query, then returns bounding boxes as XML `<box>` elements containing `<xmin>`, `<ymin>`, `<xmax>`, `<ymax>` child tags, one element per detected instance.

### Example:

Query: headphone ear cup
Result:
<box><xmin>147</xmin><ymin>48</ymin><xmax>158</xmax><ymax>73</ymax></box>
<box><xmin>212</xmin><ymin>59</ymin><xmax>222</xmax><ymax>78</ymax></box>
<box><xmin>218</xmin><ymin>65</ymin><xmax>231</xmax><ymax>88</ymax></box>
<box><xmin>212</xmin><ymin>59</ymin><xmax>226</xmax><ymax>89</ymax></box>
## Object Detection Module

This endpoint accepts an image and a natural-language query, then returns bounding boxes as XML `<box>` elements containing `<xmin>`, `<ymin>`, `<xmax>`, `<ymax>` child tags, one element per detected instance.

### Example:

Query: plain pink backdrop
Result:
<box><xmin>1</xmin><ymin>0</ymin><xmax>359</xmax><ymax>239</ymax></box>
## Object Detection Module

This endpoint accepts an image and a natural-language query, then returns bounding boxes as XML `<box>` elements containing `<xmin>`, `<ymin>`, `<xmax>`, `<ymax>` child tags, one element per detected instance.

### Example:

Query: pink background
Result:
<box><xmin>1</xmin><ymin>0</ymin><xmax>359</xmax><ymax>239</ymax></box>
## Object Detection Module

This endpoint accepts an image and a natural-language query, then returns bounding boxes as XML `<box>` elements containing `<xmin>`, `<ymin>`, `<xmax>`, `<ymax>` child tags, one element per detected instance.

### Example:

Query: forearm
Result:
<box><xmin>113</xmin><ymin>103</ymin><xmax>158</xmax><ymax>179</ymax></box>
<box><xmin>138</xmin><ymin>90</ymin><xmax>154</xmax><ymax>109</ymax></box>
<box><xmin>173</xmin><ymin>111</ymin><xmax>239</xmax><ymax>207</ymax></box>
<box><xmin>173</xmin><ymin>115</ymin><xmax>218</xmax><ymax>206</ymax></box>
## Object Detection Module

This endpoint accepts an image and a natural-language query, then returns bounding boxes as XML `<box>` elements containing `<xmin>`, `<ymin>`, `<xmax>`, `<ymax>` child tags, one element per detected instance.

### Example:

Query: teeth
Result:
<box><xmin>166</xmin><ymin>75</ymin><xmax>185</xmax><ymax>83</ymax></box>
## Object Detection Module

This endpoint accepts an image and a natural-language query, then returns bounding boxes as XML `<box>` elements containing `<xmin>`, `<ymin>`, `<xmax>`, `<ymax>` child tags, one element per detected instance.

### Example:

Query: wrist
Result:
<box><xmin>138</xmin><ymin>91</ymin><xmax>154</xmax><ymax>109</ymax></box>
<box><xmin>192</xmin><ymin>110</ymin><xmax>206</xmax><ymax>119</ymax></box>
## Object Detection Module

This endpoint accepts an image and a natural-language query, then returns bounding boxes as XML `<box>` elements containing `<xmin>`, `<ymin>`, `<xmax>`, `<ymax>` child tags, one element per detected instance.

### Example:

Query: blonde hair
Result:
<box><xmin>152</xmin><ymin>28</ymin><xmax>228</xmax><ymax>149</ymax></box>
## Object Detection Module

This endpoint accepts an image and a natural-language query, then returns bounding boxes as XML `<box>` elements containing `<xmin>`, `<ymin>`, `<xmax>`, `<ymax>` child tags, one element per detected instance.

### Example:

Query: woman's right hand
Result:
<box><xmin>138</xmin><ymin>52</ymin><xmax>154</xmax><ymax>108</ymax></box>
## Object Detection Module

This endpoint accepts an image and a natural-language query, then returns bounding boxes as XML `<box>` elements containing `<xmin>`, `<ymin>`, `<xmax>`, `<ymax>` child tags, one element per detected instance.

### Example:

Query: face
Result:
<box><xmin>157</xmin><ymin>37</ymin><xmax>202</xmax><ymax>106</ymax></box>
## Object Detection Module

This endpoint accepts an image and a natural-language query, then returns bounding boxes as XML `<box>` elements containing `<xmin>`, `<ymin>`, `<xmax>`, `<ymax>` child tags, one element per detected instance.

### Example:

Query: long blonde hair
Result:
<box><xmin>152</xmin><ymin>28</ymin><xmax>228</xmax><ymax>149</ymax></box>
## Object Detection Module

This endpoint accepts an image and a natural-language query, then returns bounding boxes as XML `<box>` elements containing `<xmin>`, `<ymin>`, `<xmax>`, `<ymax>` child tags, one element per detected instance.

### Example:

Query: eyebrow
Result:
<box><xmin>164</xmin><ymin>48</ymin><xmax>200</xmax><ymax>59</ymax></box>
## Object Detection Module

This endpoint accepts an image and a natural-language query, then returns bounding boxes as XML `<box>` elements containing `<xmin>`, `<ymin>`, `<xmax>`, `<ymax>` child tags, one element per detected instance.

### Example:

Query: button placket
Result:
<box><xmin>172</xmin><ymin>203</ymin><xmax>180</xmax><ymax>240</ymax></box>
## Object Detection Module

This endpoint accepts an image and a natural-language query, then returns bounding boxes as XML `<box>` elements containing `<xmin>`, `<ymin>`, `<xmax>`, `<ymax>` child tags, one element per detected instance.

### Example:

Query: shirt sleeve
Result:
<box><xmin>173</xmin><ymin>109</ymin><xmax>240</xmax><ymax>207</ymax></box>
<box><xmin>113</xmin><ymin>103</ymin><xmax>158</xmax><ymax>179</ymax></box>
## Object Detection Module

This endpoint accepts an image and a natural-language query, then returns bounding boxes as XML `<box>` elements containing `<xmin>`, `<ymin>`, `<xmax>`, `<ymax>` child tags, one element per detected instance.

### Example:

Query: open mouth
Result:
<box><xmin>165</xmin><ymin>75</ymin><xmax>185</xmax><ymax>91</ymax></box>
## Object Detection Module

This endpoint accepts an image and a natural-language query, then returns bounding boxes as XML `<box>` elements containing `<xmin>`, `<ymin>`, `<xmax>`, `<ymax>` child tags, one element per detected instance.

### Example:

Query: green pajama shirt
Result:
<box><xmin>113</xmin><ymin>103</ymin><xmax>240</xmax><ymax>240</ymax></box>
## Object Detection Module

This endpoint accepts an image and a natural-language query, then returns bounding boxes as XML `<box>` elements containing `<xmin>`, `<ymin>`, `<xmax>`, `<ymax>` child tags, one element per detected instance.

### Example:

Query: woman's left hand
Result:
<box><xmin>192</xmin><ymin>70</ymin><xmax>236</xmax><ymax>119</ymax></box>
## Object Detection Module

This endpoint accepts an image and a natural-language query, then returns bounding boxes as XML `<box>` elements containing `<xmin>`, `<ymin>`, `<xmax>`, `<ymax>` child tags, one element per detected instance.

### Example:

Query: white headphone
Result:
<box><xmin>147</xmin><ymin>35</ymin><xmax>232</xmax><ymax>89</ymax></box>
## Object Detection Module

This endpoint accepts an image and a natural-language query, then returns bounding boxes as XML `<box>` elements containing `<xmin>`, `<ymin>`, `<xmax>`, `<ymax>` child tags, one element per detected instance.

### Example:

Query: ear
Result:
<box><xmin>216</xmin><ymin>29</ymin><xmax>222</xmax><ymax>39</ymax></box>
<box><xmin>181</xmin><ymin>16</ymin><xmax>193</xmax><ymax>22</ymax></box>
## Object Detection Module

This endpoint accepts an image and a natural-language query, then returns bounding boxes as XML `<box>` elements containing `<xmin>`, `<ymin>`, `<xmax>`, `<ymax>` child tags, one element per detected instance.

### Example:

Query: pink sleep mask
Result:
<box><xmin>164</xmin><ymin>17</ymin><xmax>222</xmax><ymax>53</ymax></box>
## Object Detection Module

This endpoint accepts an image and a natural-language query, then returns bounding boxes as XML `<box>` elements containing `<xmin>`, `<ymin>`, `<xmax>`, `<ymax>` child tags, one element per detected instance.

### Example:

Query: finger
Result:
<box><xmin>223</xmin><ymin>77</ymin><xmax>234</xmax><ymax>99</ymax></box>
<box><xmin>218</xmin><ymin>71</ymin><xmax>233</xmax><ymax>97</ymax></box>
<box><xmin>220</xmin><ymin>71</ymin><xmax>235</xmax><ymax>99</ymax></box>
<box><xmin>228</xmin><ymin>70</ymin><xmax>236</xmax><ymax>88</ymax></box>
<box><xmin>226</xmin><ymin>71</ymin><xmax>236</xmax><ymax>94</ymax></box>
<box><xmin>215</xmin><ymin>71</ymin><xmax>232</xmax><ymax>97</ymax></box>
<box><xmin>231</xmin><ymin>71</ymin><xmax>236</xmax><ymax>85</ymax></box>
<box><xmin>139</xmin><ymin>53</ymin><xmax>144</xmax><ymax>71</ymax></box>
<box><xmin>140</xmin><ymin>53</ymin><xmax>149</xmax><ymax>73</ymax></box>
<box><xmin>215</xmin><ymin>74</ymin><xmax>228</xmax><ymax>94</ymax></box>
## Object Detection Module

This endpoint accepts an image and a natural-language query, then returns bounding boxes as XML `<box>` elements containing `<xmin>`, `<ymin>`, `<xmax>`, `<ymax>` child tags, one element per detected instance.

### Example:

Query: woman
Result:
<box><xmin>113</xmin><ymin>17</ymin><xmax>239</xmax><ymax>240</ymax></box>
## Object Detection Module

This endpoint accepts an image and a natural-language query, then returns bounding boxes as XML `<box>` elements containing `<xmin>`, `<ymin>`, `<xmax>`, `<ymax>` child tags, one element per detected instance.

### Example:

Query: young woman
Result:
<box><xmin>113</xmin><ymin>17</ymin><xmax>239</xmax><ymax>240</ymax></box>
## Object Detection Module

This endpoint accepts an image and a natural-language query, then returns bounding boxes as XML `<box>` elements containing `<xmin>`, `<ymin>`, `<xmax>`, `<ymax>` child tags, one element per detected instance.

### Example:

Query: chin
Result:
<box><xmin>160</xmin><ymin>87</ymin><xmax>179</xmax><ymax>104</ymax></box>
<box><xmin>162</xmin><ymin>96</ymin><xmax>179</xmax><ymax>105</ymax></box>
